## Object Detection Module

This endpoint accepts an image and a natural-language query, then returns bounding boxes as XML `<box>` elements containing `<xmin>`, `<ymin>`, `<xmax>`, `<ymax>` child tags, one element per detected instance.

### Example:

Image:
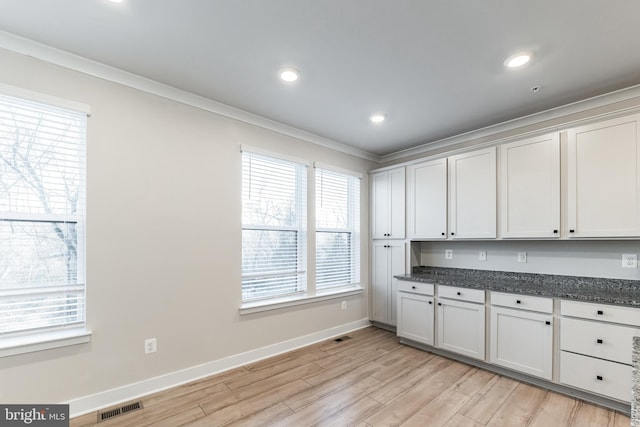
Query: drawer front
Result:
<box><xmin>491</xmin><ymin>292</ymin><xmax>553</xmax><ymax>313</ymax></box>
<box><xmin>438</xmin><ymin>285</ymin><xmax>485</xmax><ymax>303</ymax></box>
<box><xmin>560</xmin><ymin>351</ymin><xmax>631</xmax><ymax>403</ymax></box>
<box><xmin>561</xmin><ymin>300</ymin><xmax>640</xmax><ymax>326</ymax></box>
<box><xmin>397</xmin><ymin>281</ymin><xmax>434</xmax><ymax>296</ymax></box>
<box><xmin>560</xmin><ymin>317</ymin><xmax>639</xmax><ymax>365</ymax></box>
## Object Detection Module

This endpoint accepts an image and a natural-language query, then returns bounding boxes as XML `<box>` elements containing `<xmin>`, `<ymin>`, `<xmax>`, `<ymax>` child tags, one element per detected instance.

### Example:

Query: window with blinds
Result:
<box><xmin>0</xmin><ymin>92</ymin><xmax>87</xmax><ymax>337</ymax></box>
<box><xmin>315</xmin><ymin>167</ymin><xmax>360</xmax><ymax>290</ymax></box>
<box><xmin>241</xmin><ymin>151</ymin><xmax>307</xmax><ymax>301</ymax></box>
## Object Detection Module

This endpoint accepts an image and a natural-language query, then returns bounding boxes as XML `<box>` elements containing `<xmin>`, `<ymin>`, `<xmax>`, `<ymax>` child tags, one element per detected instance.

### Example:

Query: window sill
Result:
<box><xmin>240</xmin><ymin>286</ymin><xmax>364</xmax><ymax>315</ymax></box>
<box><xmin>0</xmin><ymin>328</ymin><xmax>92</xmax><ymax>358</ymax></box>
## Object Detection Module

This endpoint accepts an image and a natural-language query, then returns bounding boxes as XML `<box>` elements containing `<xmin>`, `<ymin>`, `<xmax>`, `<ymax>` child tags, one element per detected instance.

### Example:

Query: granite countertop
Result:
<box><xmin>395</xmin><ymin>266</ymin><xmax>640</xmax><ymax>307</ymax></box>
<box><xmin>633</xmin><ymin>337</ymin><xmax>639</xmax><ymax>427</ymax></box>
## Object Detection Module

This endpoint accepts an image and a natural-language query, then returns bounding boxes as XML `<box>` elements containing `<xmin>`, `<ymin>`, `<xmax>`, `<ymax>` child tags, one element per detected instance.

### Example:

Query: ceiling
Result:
<box><xmin>0</xmin><ymin>1</ymin><xmax>639</xmax><ymax>156</ymax></box>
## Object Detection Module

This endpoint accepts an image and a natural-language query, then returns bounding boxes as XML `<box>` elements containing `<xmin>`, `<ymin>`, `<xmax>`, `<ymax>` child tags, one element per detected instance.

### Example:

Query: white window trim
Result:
<box><xmin>0</xmin><ymin>328</ymin><xmax>92</xmax><ymax>358</ymax></box>
<box><xmin>239</xmin><ymin>286</ymin><xmax>363</xmax><ymax>315</ymax></box>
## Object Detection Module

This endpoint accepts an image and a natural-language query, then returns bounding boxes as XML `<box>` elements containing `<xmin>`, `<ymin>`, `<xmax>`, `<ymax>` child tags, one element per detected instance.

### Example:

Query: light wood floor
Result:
<box><xmin>71</xmin><ymin>327</ymin><xmax>630</xmax><ymax>427</ymax></box>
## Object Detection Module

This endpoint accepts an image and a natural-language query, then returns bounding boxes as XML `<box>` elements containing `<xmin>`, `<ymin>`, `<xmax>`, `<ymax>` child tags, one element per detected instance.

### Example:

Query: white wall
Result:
<box><xmin>0</xmin><ymin>48</ymin><xmax>377</xmax><ymax>408</ymax></box>
<box><xmin>415</xmin><ymin>240</ymin><xmax>640</xmax><ymax>280</ymax></box>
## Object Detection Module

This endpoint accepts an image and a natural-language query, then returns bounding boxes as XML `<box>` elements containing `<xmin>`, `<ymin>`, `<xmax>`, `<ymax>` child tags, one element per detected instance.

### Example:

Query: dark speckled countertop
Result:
<box><xmin>395</xmin><ymin>266</ymin><xmax>640</xmax><ymax>307</ymax></box>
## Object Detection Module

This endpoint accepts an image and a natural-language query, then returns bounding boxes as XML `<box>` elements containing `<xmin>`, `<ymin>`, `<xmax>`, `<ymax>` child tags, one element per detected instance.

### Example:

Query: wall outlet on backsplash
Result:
<box><xmin>518</xmin><ymin>252</ymin><xmax>527</xmax><ymax>263</ymax></box>
<box><xmin>478</xmin><ymin>250</ymin><xmax>487</xmax><ymax>261</ymax></box>
<box><xmin>445</xmin><ymin>249</ymin><xmax>453</xmax><ymax>260</ymax></box>
<box><xmin>622</xmin><ymin>253</ymin><xmax>637</xmax><ymax>268</ymax></box>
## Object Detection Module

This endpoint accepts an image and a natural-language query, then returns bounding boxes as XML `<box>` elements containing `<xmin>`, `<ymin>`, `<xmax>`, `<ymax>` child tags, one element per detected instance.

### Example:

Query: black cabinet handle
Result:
<box><xmin>451</xmin><ymin>232</ymin><xmax>455</xmax><ymax>236</ymax></box>
<box><xmin>596</xmin><ymin>375</ymin><xmax>603</xmax><ymax>381</ymax></box>
<box><xmin>545</xmin><ymin>321</ymin><xmax>551</xmax><ymax>325</ymax></box>
<box><xmin>438</xmin><ymin>302</ymin><xmax>442</xmax><ymax>306</ymax></box>
<box><xmin>597</xmin><ymin>310</ymin><xmax>604</xmax><ymax>315</ymax></box>
<box><xmin>569</xmin><ymin>229</ymin><xmax>575</xmax><ymax>233</ymax></box>
<box><xmin>411</xmin><ymin>286</ymin><xmax>416</xmax><ymax>289</ymax></box>
<box><xmin>597</xmin><ymin>339</ymin><xmax>603</xmax><ymax>344</ymax></box>
<box><xmin>516</xmin><ymin>300</ymin><xmax>521</xmax><ymax>304</ymax></box>
<box><xmin>441</xmin><ymin>232</ymin><xmax>445</xmax><ymax>236</ymax></box>
<box><xmin>553</xmin><ymin>229</ymin><xmax>558</xmax><ymax>234</ymax></box>
<box><xmin>428</xmin><ymin>301</ymin><xmax>433</xmax><ymax>305</ymax></box>
<box><xmin>457</xmin><ymin>291</ymin><xmax>461</xmax><ymax>296</ymax></box>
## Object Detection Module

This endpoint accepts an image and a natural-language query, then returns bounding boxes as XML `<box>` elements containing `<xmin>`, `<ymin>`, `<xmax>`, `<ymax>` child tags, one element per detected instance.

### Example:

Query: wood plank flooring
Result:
<box><xmin>71</xmin><ymin>327</ymin><xmax>630</xmax><ymax>426</ymax></box>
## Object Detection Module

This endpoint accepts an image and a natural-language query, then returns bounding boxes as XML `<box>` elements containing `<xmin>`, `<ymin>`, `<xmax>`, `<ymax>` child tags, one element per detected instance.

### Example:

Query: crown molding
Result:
<box><xmin>0</xmin><ymin>30</ymin><xmax>380</xmax><ymax>163</ymax></box>
<box><xmin>381</xmin><ymin>84</ymin><xmax>640</xmax><ymax>163</ymax></box>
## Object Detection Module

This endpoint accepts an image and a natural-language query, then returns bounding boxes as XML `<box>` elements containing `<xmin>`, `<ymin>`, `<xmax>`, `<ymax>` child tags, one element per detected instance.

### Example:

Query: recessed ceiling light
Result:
<box><xmin>279</xmin><ymin>68</ymin><xmax>300</xmax><ymax>82</ymax></box>
<box><xmin>109</xmin><ymin>0</ymin><xmax>124</xmax><ymax>3</ymax></box>
<box><xmin>369</xmin><ymin>113</ymin><xmax>386</xmax><ymax>124</ymax></box>
<box><xmin>504</xmin><ymin>52</ymin><xmax>532</xmax><ymax>69</ymax></box>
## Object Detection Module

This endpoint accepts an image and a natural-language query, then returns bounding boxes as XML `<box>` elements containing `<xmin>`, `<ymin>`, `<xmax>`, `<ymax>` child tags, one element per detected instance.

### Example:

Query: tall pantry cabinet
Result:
<box><xmin>370</xmin><ymin>167</ymin><xmax>405</xmax><ymax>325</ymax></box>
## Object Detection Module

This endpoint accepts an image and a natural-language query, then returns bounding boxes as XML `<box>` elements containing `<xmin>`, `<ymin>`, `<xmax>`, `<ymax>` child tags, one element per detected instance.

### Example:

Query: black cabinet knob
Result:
<box><xmin>451</xmin><ymin>232</ymin><xmax>455</xmax><ymax>236</ymax></box>
<box><xmin>596</xmin><ymin>375</ymin><xmax>603</xmax><ymax>381</ymax></box>
<box><xmin>438</xmin><ymin>302</ymin><xmax>442</xmax><ymax>306</ymax></box>
<box><xmin>411</xmin><ymin>286</ymin><xmax>416</xmax><ymax>289</ymax></box>
<box><xmin>569</xmin><ymin>229</ymin><xmax>575</xmax><ymax>233</ymax></box>
<box><xmin>516</xmin><ymin>300</ymin><xmax>521</xmax><ymax>304</ymax></box>
<box><xmin>597</xmin><ymin>339</ymin><xmax>603</xmax><ymax>344</ymax></box>
<box><xmin>441</xmin><ymin>232</ymin><xmax>445</xmax><ymax>236</ymax></box>
<box><xmin>428</xmin><ymin>301</ymin><xmax>433</xmax><ymax>305</ymax></box>
<box><xmin>553</xmin><ymin>229</ymin><xmax>558</xmax><ymax>234</ymax></box>
<box><xmin>545</xmin><ymin>321</ymin><xmax>551</xmax><ymax>325</ymax></box>
<box><xmin>597</xmin><ymin>310</ymin><xmax>604</xmax><ymax>315</ymax></box>
<box><xmin>457</xmin><ymin>291</ymin><xmax>461</xmax><ymax>296</ymax></box>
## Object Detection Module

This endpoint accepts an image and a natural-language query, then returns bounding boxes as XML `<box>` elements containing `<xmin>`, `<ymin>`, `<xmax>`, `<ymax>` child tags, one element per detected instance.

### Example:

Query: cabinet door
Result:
<box><xmin>370</xmin><ymin>241</ymin><xmax>405</xmax><ymax>325</ymax></box>
<box><xmin>407</xmin><ymin>158</ymin><xmax>447</xmax><ymax>239</ymax></box>
<box><xmin>371</xmin><ymin>168</ymin><xmax>405</xmax><ymax>239</ymax></box>
<box><xmin>371</xmin><ymin>172</ymin><xmax>390</xmax><ymax>239</ymax></box>
<box><xmin>567</xmin><ymin>114</ymin><xmax>640</xmax><ymax>237</ymax></box>
<box><xmin>449</xmin><ymin>147</ymin><xmax>497</xmax><ymax>239</ymax></box>
<box><xmin>397</xmin><ymin>292</ymin><xmax>434</xmax><ymax>345</ymax></box>
<box><xmin>490</xmin><ymin>306</ymin><xmax>553</xmax><ymax>380</ymax></box>
<box><xmin>437</xmin><ymin>298</ymin><xmax>485</xmax><ymax>360</ymax></box>
<box><xmin>500</xmin><ymin>134</ymin><xmax>560</xmax><ymax>238</ymax></box>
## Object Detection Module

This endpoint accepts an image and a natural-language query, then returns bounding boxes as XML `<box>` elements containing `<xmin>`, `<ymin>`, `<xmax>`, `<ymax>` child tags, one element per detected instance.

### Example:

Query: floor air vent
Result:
<box><xmin>98</xmin><ymin>401</ymin><xmax>143</xmax><ymax>422</ymax></box>
<box><xmin>334</xmin><ymin>335</ymin><xmax>352</xmax><ymax>342</ymax></box>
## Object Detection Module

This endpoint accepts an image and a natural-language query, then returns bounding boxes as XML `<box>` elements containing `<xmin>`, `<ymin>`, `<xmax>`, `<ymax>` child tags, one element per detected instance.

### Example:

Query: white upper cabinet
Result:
<box><xmin>567</xmin><ymin>114</ymin><xmax>640</xmax><ymax>237</ymax></box>
<box><xmin>371</xmin><ymin>167</ymin><xmax>405</xmax><ymax>239</ymax></box>
<box><xmin>406</xmin><ymin>158</ymin><xmax>447</xmax><ymax>239</ymax></box>
<box><xmin>449</xmin><ymin>147</ymin><xmax>497</xmax><ymax>239</ymax></box>
<box><xmin>500</xmin><ymin>134</ymin><xmax>560</xmax><ymax>238</ymax></box>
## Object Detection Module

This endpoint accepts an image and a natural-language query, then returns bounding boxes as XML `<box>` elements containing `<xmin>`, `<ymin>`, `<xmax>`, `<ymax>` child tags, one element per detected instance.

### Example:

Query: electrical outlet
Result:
<box><xmin>518</xmin><ymin>252</ymin><xmax>527</xmax><ymax>263</ymax></box>
<box><xmin>445</xmin><ymin>249</ymin><xmax>453</xmax><ymax>260</ymax></box>
<box><xmin>478</xmin><ymin>250</ymin><xmax>487</xmax><ymax>261</ymax></box>
<box><xmin>622</xmin><ymin>254</ymin><xmax>637</xmax><ymax>268</ymax></box>
<box><xmin>341</xmin><ymin>301</ymin><xmax>347</xmax><ymax>310</ymax></box>
<box><xmin>144</xmin><ymin>338</ymin><xmax>157</xmax><ymax>354</ymax></box>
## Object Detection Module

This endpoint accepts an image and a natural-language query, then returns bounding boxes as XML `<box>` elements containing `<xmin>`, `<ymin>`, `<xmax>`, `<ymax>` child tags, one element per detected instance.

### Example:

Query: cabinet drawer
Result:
<box><xmin>491</xmin><ymin>292</ymin><xmax>553</xmax><ymax>313</ymax></box>
<box><xmin>560</xmin><ymin>351</ymin><xmax>631</xmax><ymax>403</ymax></box>
<box><xmin>560</xmin><ymin>317</ymin><xmax>639</xmax><ymax>365</ymax></box>
<box><xmin>438</xmin><ymin>285</ymin><xmax>484</xmax><ymax>303</ymax></box>
<box><xmin>561</xmin><ymin>300</ymin><xmax>640</xmax><ymax>326</ymax></box>
<box><xmin>397</xmin><ymin>281</ymin><xmax>434</xmax><ymax>296</ymax></box>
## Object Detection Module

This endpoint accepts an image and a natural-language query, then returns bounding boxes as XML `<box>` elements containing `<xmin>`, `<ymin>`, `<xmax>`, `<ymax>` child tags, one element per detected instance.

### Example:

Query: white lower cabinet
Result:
<box><xmin>371</xmin><ymin>241</ymin><xmax>405</xmax><ymax>325</ymax></box>
<box><xmin>397</xmin><ymin>282</ymin><xmax>435</xmax><ymax>345</ymax></box>
<box><xmin>489</xmin><ymin>292</ymin><xmax>553</xmax><ymax>380</ymax></box>
<box><xmin>489</xmin><ymin>306</ymin><xmax>553</xmax><ymax>380</ymax></box>
<box><xmin>559</xmin><ymin>300</ymin><xmax>638</xmax><ymax>403</ymax></box>
<box><xmin>436</xmin><ymin>286</ymin><xmax>485</xmax><ymax>360</ymax></box>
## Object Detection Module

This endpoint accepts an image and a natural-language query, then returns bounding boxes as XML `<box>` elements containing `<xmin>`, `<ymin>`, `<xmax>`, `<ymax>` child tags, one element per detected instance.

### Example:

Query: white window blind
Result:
<box><xmin>315</xmin><ymin>167</ymin><xmax>360</xmax><ymax>290</ymax></box>
<box><xmin>242</xmin><ymin>151</ymin><xmax>307</xmax><ymax>301</ymax></box>
<box><xmin>0</xmin><ymin>92</ymin><xmax>87</xmax><ymax>336</ymax></box>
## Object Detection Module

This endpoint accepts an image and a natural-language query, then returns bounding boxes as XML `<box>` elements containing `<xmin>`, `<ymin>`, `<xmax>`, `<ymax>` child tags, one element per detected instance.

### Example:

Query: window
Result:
<box><xmin>241</xmin><ymin>150</ymin><xmax>307</xmax><ymax>301</ymax></box>
<box><xmin>315</xmin><ymin>167</ymin><xmax>360</xmax><ymax>290</ymax></box>
<box><xmin>0</xmin><ymin>92</ymin><xmax>87</xmax><ymax>338</ymax></box>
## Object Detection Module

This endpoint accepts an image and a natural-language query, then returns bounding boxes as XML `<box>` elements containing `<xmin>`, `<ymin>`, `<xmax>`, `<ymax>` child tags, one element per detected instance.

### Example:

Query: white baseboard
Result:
<box><xmin>67</xmin><ymin>318</ymin><xmax>370</xmax><ymax>418</ymax></box>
